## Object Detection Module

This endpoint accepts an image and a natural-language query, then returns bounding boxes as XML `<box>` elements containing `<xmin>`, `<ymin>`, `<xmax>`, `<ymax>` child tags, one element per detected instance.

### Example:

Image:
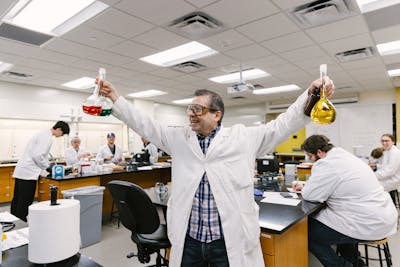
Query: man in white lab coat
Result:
<box><xmin>65</xmin><ymin>135</ymin><xmax>91</xmax><ymax>166</ymax></box>
<box><xmin>11</xmin><ymin>121</ymin><xmax>70</xmax><ymax>222</ymax></box>
<box><xmin>141</xmin><ymin>137</ymin><xmax>158</xmax><ymax>164</ymax></box>
<box><xmin>96</xmin><ymin>132</ymin><xmax>123</xmax><ymax>164</ymax></box>
<box><xmin>98</xmin><ymin>78</ymin><xmax>333</xmax><ymax>267</ymax></box>
<box><xmin>294</xmin><ymin>135</ymin><xmax>398</xmax><ymax>267</ymax></box>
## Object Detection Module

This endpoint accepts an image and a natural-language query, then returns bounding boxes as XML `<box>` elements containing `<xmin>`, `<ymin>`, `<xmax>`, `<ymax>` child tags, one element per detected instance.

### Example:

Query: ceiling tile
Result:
<box><xmin>382</xmin><ymin>54</ymin><xmax>400</xmax><ymax>65</ymax></box>
<box><xmin>203</xmin><ymin>0</ymin><xmax>279</xmax><ymax>27</ymax></box>
<box><xmin>260</xmin><ymin>31</ymin><xmax>314</xmax><ymax>53</ymax></box>
<box><xmin>236</xmin><ymin>13</ymin><xmax>299</xmax><ymax>42</ymax></box>
<box><xmin>132</xmin><ymin>28</ymin><xmax>189</xmax><ymax>50</ymax></box>
<box><xmin>86</xmin><ymin>50</ymin><xmax>134</xmax><ymax>66</ymax></box>
<box><xmin>306</xmin><ymin>16</ymin><xmax>369</xmax><ymax>44</ymax></box>
<box><xmin>223</xmin><ymin>44</ymin><xmax>271</xmax><ymax>61</ymax></box>
<box><xmin>199</xmin><ymin>30</ymin><xmax>253</xmax><ymax>52</ymax></box>
<box><xmin>363</xmin><ymin>3</ymin><xmax>400</xmax><ymax>31</ymax></box>
<box><xmin>123</xmin><ymin>60</ymin><xmax>160</xmax><ymax>73</ymax></box>
<box><xmin>149</xmin><ymin>68</ymin><xmax>182</xmax><ymax>78</ymax></box>
<box><xmin>280</xmin><ymin>45</ymin><xmax>327</xmax><ymax>63</ymax></box>
<box><xmin>62</xmin><ymin>26</ymin><xmax>125</xmax><ymax>50</ymax></box>
<box><xmin>87</xmin><ymin>8</ymin><xmax>154</xmax><ymax>39</ymax></box>
<box><xmin>271</xmin><ymin>0</ymin><xmax>312</xmax><ymax>9</ymax></box>
<box><xmin>45</xmin><ymin>38</ymin><xmax>100</xmax><ymax>58</ymax></box>
<box><xmin>246</xmin><ymin>55</ymin><xmax>289</xmax><ymax>69</ymax></box>
<box><xmin>372</xmin><ymin>24</ymin><xmax>400</xmax><ymax>44</ymax></box>
<box><xmin>340</xmin><ymin>57</ymin><xmax>384</xmax><ymax>70</ymax></box>
<box><xmin>107</xmin><ymin>40</ymin><xmax>157</xmax><ymax>59</ymax></box>
<box><xmin>17</xmin><ymin>58</ymin><xmax>66</xmax><ymax>72</ymax></box>
<box><xmin>115</xmin><ymin>0</ymin><xmax>196</xmax><ymax>25</ymax></box>
<box><xmin>196</xmin><ymin>53</ymin><xmax>236</xmax><ymax>68</ymax></box>
<box><xmin>184</xmin><ymin>0</ymin><xmax>220</xmax><ymax>8</ymax></box>
<box><xmin>320</xmin><ymin>33</ymin><xmax>375</xmax><ymax>55</ymax></box>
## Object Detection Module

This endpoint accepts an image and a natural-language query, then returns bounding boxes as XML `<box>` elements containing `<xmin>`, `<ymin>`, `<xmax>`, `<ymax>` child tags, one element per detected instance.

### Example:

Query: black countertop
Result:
<box><xmin>145</xmin><ymin>186</ymin><xmax>324</xmax><ymax>235</ymax></box>
<box><xmin>42</xmin><ymin>166</ymin><xmax>171</xmax><ymax>181</ymax></box>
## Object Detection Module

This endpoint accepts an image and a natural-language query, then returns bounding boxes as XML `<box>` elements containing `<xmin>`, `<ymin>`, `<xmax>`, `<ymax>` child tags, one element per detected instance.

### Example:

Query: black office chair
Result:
<box><xmin>107</xmin><ymin>180</ymin><xmax>170</xmax><ymax>267</ymax></box>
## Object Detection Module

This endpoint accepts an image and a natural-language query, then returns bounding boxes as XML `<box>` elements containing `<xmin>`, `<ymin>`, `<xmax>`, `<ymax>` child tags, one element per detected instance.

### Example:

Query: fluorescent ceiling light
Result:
<box><xmin>356</xmin><ymin>0</ymin><xmax>400</xmax><ymax>13</ymax></box>
<box><xmin>388</xmin><ymin>69</ymin><xmax>400</xmax><ymax>77</ymax></box>
<box><xmin>3</xmin><ymin>0</ymin><xmax>108</xmax><ymax>36</ymax></box>
<box><xmin>127</xmin><ymin>90</ymin><xmax>167</xmax><ymax>98</ymax></box>
<box><xmin>209</xmin><ymin>69</ymin><xmax>269</xmax><ymax>84</ymax></box>
<box><xmin>140</xmin><ymin>41</ymin><xmax>218</xmax><ymax>67</ymax></box>
<box><xmin>0</xmin><ymin>62</ymin><xmax>14</xmax><ymax>73</ymax></box>
<box><xmin>172</xmin><ymin>98</ymin><xmax>193</xmax><ymax>105</ymax></box>
<box><xmin>253</xmin><ymin>84</ymin><xmax>301</xmax><ymax>95</ymax></box>
<box><xmin>377</xmin><ymin>40</ymin><xmax>400</xmax><ymax>56</ymax></box>
<box><xmin>62</xmin><ymin>77</ymin><xmax>94</xmax><ymax>90</ymax></box>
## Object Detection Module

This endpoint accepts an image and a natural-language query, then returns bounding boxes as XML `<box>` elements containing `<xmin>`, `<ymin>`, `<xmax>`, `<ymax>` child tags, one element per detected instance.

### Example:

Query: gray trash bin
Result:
<box><xmin>62</xmin><ymin>186</ymin><xmax>105</xmax><ymax>248</ymax></box>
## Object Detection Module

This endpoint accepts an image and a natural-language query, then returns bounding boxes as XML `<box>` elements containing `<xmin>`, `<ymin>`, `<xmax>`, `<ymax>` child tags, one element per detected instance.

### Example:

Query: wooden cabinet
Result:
<box><xmin>260</xmin><ymin>217</ymin><xmax>308</xmax><ymax>267</ymax></box>
<box><xmin>0</xmin><ymin>166</ymin><xmax>15</xmax><ymax>202</ymax></box>
<box><xmin>38</xmin><ymin>176</ymin><xmax>101</xmax><ymax>201</ymax></box>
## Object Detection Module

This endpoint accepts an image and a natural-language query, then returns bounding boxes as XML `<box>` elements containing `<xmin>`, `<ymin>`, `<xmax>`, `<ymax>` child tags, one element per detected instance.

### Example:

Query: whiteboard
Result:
<box><xmin>306</xmin><ymin>103</ymin><xmax>393</xmax><ymax>157</ymax></box>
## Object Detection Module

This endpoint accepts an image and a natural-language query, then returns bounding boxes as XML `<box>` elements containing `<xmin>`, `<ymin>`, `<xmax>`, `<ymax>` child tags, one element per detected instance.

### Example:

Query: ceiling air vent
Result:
<box><xmin>169</xmin><ymin>12</ymin><xmax>225</xmax><ymax>39</ymax></box>
<box><xmin>289</xmin><ymin>0</ymin><xmax>358</xmax><ymax>28</ymax></box>
<box><xmin>0</xmin><ymin>22</ymin><xmax>53</xmax><ymax>46</ymax></box>
<box><xmin>3</xmin><ymin>71</ymin><xmax>33</xmax><ymax>80</ymax></box>
<box><xmin>335</xmin><ymin>47</ymin><xmax>375</xmax><ymax>62</ymax></box>
<box><xmin>170</xmin><ymin>61</ymin><xmax>206</xmax><ymax>73</ymax></box>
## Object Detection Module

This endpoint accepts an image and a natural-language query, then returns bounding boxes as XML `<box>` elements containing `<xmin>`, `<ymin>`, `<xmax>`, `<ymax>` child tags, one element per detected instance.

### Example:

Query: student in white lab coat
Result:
<box><xmin>293</xmin><ymin>135</ymin><xmax>398</xmax><ymax>267</ymax></box>
<box><xmin>65</xmin><ymin>135</ymin><xmax>91</xmax><ymax>165</ymax></box>
<box><xmin>141</xmin><ymin>137</ymin><xmax>158</xmax><ymax>164</ymax></box>
<box><xmin>11</xmin><ymin>121</ymin><xmax>70</xmax><ymax>222</ymax></box>
<box><xmin>374</xmin><ymin>134</ymin><xmax>400</xmax><ymax>201</ymax></box>
<box><xmin>98</xmin><ymin>77</ymin><xmax>334</xmax><ymax>267</ymax></box>
<box><xmin>96</xmin><ymin>132</ymin><xmax>123</xmax><ymax>164</ymax></box>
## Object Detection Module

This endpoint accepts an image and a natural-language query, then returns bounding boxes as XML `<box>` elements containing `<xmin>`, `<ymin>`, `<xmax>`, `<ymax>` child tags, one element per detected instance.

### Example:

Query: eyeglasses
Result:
<box><xmin>186</xmin><ymin>104</ymin><xmax>218</xmax><ymax>116</ymax></box>
<box><xmin>381</xmin><ymin>139</ymin><xmax>391</xmax><ymax>143</ymax></box>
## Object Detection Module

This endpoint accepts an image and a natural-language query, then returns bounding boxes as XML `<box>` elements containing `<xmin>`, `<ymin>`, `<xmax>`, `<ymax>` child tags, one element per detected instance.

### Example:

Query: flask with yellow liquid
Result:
<box><xmin>310</xmin><ymin>64</ymin><xmax>336</xmax><ymax>124</ymax></box>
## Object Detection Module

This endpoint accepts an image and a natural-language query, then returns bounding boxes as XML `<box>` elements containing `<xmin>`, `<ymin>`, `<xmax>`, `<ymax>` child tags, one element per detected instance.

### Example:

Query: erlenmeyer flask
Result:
<box><xmin>310</xmin><ymin>64</ymin><xmax>336</xmax><ymax>124</ymax></box>
<box><xmin>82</xmin><ymin>68</ymin><xmax>103</xmax><ymax>116</ymax></box>
<box><xmin>97</xmin><ymin>68</ymin><xmax>113</xmax><ymax>116</ymax></box>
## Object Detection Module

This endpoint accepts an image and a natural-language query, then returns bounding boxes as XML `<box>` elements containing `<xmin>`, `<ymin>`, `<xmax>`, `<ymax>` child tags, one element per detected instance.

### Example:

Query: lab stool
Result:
<box><xmin>358</xmin><ymin>238</ymin><xmax>392</xmax><ymax>267</ymax></box>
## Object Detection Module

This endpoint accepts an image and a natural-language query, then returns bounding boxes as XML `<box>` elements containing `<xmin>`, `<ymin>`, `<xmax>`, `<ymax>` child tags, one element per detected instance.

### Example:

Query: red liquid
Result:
<box><xmin>82</xmin><ymin>105</ymin><xmax>102</xmax><ymax>116</ymax></box>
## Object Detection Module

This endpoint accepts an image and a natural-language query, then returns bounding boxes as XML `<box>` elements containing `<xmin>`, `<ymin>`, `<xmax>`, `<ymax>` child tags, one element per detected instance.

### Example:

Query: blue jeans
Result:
<box><xmin>309</xmin><ymin>217</ymin><xmax>365</xmax><ymax>267</ymax></box>
<box><xmin>181</xmin><ymin>235</ymin><xmax>229</xmax><ymax>267</ymax></box>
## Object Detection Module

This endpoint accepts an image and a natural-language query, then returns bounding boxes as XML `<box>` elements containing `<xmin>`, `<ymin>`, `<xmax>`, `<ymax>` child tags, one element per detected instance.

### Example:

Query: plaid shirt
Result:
<box><xmin>187</xmin><ymin>125</ymin><xmax>223</xmax><ymax>243</ymax></box>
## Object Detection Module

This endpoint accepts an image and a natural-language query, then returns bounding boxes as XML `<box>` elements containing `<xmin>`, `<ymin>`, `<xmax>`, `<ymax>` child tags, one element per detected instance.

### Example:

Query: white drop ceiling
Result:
<box><xmin>0</xmin><ymin>0</ymin><xmax>399</xmax><ymax>107</ymax></box>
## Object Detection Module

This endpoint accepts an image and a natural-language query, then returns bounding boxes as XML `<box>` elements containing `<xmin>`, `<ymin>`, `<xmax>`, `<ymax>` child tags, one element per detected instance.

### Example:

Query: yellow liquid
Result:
<box><xmin>310</xmin><ymin>97</ymin><xmax>336</xmax><ymax>124</ymax></box>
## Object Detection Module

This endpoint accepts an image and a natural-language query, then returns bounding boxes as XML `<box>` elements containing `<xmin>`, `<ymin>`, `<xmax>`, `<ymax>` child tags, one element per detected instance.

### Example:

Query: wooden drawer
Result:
<box><xmin>0</xmin><ymin>184</ymin><xmax>11</xmax><ymax>194</ymax></box>
<box><xmin>260</xmin><ymin>232</ymin><xmax>275</xmax><ymax>255</ymax></box>
<box><xmin>0</xmin><ymin>193</ymin><xmax>11</xmax><ymax>203</ymax></box>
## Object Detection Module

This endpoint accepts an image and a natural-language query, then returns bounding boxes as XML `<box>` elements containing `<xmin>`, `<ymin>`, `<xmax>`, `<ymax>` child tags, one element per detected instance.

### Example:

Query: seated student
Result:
<box><xmin>368</xmin><ymin>147</ymin><xmax>384</xmax><ymax>172</ymax></box>
<box><xmin>65</xmin><ymin>136</ymin><xmax>91</xmax><ymax>165</ymax></box>
<box><xmin>373</xmin><ymin>134</ymin><xmax>400</xmax><ymax>197</ymax></box>
<box><xmin>293</xmin><ymin>135</ymin><xmax>398</xmax><ymax>267</ymax></box>
<box><xmin>141</xmin><ymin>137</ymin><xmax>158</xmax><ymax>164</ymax></box>
<box><xmin>96</xmin><ymin>132</ymin><xmax>123</xmax><ymax>164</ymax></box>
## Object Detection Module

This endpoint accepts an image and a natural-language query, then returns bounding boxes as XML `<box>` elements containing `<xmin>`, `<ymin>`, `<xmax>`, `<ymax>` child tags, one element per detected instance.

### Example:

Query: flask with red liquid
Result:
<box><xmin>82</xmin><ymin>68</ymin><xmax>112</xmax><ymax>116</ymax></box>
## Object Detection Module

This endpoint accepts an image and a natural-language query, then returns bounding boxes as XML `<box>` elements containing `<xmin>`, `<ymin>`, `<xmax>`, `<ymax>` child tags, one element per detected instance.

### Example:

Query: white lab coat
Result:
<box><xmin>302</xmin><ymin>147</ymin><xmax>398</xmax><ymax>240</ymax></box>
<box><xmin>96</xmin><ymin>144</ymin><xmax>123</xmax><ymax>164</ymax></box>
<box><xmin>13</xmin><ymin>129</ymin><xmax>53</xmax><ymax>180</ymax></box>
<box><xmin>112</xmin><ymin>90</ymin><xmax>309</xmax><ymax>267</ymax></box>
<box><xmin>65</xmin><ymin>147</ymin><xmax>90</xmax><ymax>166</ymax></box>
<box><xmin>375</xmin><ymin>145</ymin><xmax>400</xmax><ymax>191</ymax></box>
<box><xmin>144</xmin><ymin>143</ymin><xmax>158</xmax><ymax>164</ymax></box>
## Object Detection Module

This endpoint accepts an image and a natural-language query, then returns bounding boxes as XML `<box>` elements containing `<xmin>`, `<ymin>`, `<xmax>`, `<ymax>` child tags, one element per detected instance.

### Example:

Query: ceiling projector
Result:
<box><xmin>227</xmin><ymin>82</ymin><xmax>255</xmax><ymax>94</ymax></box>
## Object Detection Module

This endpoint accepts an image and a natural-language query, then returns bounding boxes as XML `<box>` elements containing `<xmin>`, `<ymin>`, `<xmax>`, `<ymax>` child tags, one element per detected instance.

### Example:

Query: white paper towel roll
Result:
<box><xmin>28</xmin><ymin>199</ymin><xmax>80</xmax><ymax>264</ymax></box>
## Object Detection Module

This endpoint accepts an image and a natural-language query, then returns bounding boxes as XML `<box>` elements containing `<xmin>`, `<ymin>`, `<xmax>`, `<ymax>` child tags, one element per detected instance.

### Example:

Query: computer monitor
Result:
<box><xmin>133</xmin><ymin>150</ymin><xmax>150</xmax><ymax>166</ymax></box>
<box><xmin>256</xmin><ymin>157</ymin><xmax>279</xmax><ymax>175</ymax></box>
